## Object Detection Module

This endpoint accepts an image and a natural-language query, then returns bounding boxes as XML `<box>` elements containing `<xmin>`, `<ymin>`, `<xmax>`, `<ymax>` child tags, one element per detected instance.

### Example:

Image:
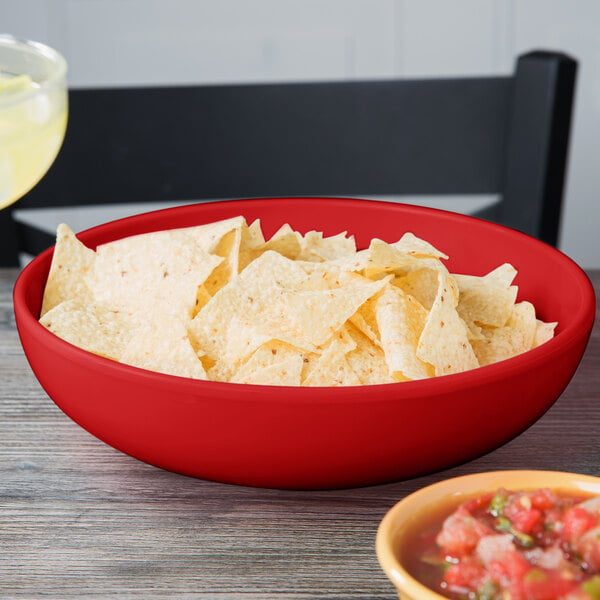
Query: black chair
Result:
<box><xmin>0</xmin><ymin>49</ymin><xmax>577</xmax><ymax>267</ymax></box>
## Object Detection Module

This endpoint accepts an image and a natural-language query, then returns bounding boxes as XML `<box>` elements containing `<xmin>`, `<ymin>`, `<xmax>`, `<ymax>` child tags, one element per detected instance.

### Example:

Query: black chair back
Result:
<box><xmin>0</xmin><ymin>50</ymin><xmax>577</xmax><ymax>266</ymax></box>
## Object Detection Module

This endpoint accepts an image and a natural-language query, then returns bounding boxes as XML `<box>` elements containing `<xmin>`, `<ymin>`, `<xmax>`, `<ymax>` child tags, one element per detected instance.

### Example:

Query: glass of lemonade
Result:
<box><xmin>0</xmin><ymin>34</ymin><xmax>68</xmax><ymax>209</ymax></box>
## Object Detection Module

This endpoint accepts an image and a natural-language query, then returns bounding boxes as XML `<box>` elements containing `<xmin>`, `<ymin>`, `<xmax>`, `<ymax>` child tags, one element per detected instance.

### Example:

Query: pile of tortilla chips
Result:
<box><xmin>38</xmin><ymin>217</ymin><xmax>556</xmax><ymax>386</ymax></box>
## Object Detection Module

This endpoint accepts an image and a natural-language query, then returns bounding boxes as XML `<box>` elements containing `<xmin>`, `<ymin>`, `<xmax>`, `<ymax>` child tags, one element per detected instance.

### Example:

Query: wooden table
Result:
<box><xmin>1</xmin><ymin>267</ymin><xmax>598</xmax><ymax>599</ymax></box>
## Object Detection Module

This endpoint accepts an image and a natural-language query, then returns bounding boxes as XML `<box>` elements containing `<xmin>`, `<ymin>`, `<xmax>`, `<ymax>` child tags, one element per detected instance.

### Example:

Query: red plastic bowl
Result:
<box><xmin>13</xmin><ymin>198</ymin><xmax>596</xmax><ymax>489</ymax></box>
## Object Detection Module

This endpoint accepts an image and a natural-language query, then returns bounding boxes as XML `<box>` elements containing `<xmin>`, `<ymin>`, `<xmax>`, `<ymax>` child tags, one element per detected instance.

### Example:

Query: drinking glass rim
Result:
<box><xmin>0</xmin><ymin>34</ymin><xmax>67</xmax><ymax>108</ymax></box>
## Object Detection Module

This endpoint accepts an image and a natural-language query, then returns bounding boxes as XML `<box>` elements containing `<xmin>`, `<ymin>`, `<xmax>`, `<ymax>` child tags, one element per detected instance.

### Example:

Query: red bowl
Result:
<box><xmin>13</xmin><ymin>198</ymin><xmax>596</xmax><ymax>489</ymax></box>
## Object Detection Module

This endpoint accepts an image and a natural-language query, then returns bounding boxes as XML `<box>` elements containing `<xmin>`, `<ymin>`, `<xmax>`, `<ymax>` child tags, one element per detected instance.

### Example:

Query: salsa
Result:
<box><xmin>404</xmin><ymin>487</ymin><xmax>600</xmax><ymax>600</ymax></box>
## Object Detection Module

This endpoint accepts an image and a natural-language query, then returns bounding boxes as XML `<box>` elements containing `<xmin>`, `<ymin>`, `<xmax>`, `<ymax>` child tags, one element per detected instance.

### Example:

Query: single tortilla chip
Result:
<box><xmin>295</xmin><ymin>263</ymin><xmax>343</xmax><ymax>291</ymax></box>
<box><xmin>302</xmin><ymin>336</ymin><xmax>361</xmax><ymax>387</ymax></box>
<box><xmin>344</xmin><ymin>323</ymin><xmax>394</xmax><ymax>385</ymax></box>
<box><xmin>471</xmin><ymin>301</ymin><xmax>538</xmax><ymax>366</ymax></box>
<box><xmin>279</xmin><ymin>277</ymin><xmax>390</xmax><ymax>348</ymax></box>
<box><xmin>186</xmin><ymin>216</ymin><xmax>246</xmax><ymax>254</ymax></box>
<box><xmin>324</xmin><ymin>324</ymin><xmax>358</xmax><ymax>354</ymax></box>
<box><xmin>238</xmin><ymin>219</ymin><xmax>267</xmax><ymax>270</ymax></box>
<box><xmin>365</xmin><ymin>238</ymin><xmax>448</xmax><ymax>281</ymax></box>
<box><xmin>203</xmin><ymin>227</ymin><xmax>242</xmax><ymax>296</ymax></box>
<box><xmin>206</xmin><ymin>360</ymin><xmax>236</xmax><ymax>383</ymax></box>
<box><xmin>120</xmin><ymin>318</ymin><xmax>207</xmax><ymax>380</ymax></box>
<box><xmin>39</xmin><ymin>299</ymin><xmax>133</xmax><ymax>360</ymax></box>
<box><xmin>232</xmin><ymin>354</ymin><xmax>304</xmax><ymax>386</ymax></box>
<box><xmin>349</xmin><ymin>294</ymin><xmax>382</xmax><ymax>346</ymax></box>
<box><xmin>391</xmin><ymin>232</ymin><xmax>449</xmax><ymax>259</ymax></box>
<box><xmin>534</xmin><ymin>319</ymin><xmax>557</xmax><ymax>347</ymax></box>
<box><xmin>192</xmin><ymin>284</ymin><xmax>213</xmax><ymax>317</ymax></box>
<box><xmin>41</xmin><ymin>224</ymin><xmax>95</xmax><ymax>317</ymax></box>
<box><xmin>209</xmin><ymin>313</ymin><xmax>315</xmax><ymax>381</ymax></box>
<box><xmin>484</xmin><ymin>263</ymin><xmax>518</xmax><ymax>287</ymax></box>
<box><xmin>454</xmin><ymin>271</ymin><xmax>518</xmax><ymax>329</ymax></box>
<box><xmin>504</xmin><ymin>300</ymin><xmax>537</xmax><ymax>353</ymax></box>
<box><xmin>417</xmin><ymin>271</ymin><xmax>479</xmax><ymax>376</ymax></box>
<box><xmin>220</xmin><ymin>315</ymin><xmax>274</xmax><ymax>366</ymax></box>
<box><xmin>230</xmin><ymin>340</ymin><xmax>308</xmax><ymax>385</ymax></box>
<box><xmin>393</xmin><ymin>268</ymin><xmax>440</xmax><ymax>311</ymax></box>
<box><xmin>297</xmin><ymin>230</ymin><xmax>356</xmax><ymax>262</ymax></box>
<box><xmin>261</xmin><ymin>224</ymin><xmax>302</xmax><ymax>259</ymax></box>
<box><xmin>375</xmin><ymin>284</ymin><xmax>433</xmax><ymax>381</ymax></box>
<box><xmin>88</xmin><ymin>228</ymin><xmax>223</xmax><ymax>320</ymax></box>
<box><xmin>295</xmin><ymin>263</ymin><xmax>371</xmax><ymax>291</ymax></box>
<box><xmin>326</xmin><ymin>248</ymin><xmax>370</xmax><ymax>272</ymax></box>
<box><xmin>238</xmin><ymin>223</ymin><xmax>302</xmax><ymax>268</ymax></box>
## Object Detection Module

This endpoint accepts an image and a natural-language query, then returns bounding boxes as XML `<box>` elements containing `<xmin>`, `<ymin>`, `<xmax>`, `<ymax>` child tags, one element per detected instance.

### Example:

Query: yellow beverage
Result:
<box><xmin>0</xmin><ymin>74</ymin><xmax>68</xmax><ymax>209</ymax></box>
<box><xmin>0</xmin><ymin>35</ymin><xmax>68</xmax><ymax>211</ymax></box>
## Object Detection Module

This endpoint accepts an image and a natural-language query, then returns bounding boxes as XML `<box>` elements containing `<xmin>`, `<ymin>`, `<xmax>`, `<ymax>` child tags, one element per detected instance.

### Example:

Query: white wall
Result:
<box><xmin>1</xmin><ymin>0</ymin><xmax>598</xmax><ymax>267</ymax></box>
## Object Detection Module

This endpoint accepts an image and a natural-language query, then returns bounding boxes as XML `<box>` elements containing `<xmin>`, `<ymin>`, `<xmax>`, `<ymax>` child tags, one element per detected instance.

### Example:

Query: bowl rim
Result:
<box><xmin>13</xmin><ymin>197</ymin><xmax>596</xmax><ymax>400</ymax></box>
<box><xmin>375</xmin><ymin>469</ymin><xmax>600</xmax><ymax>600</ymax></box>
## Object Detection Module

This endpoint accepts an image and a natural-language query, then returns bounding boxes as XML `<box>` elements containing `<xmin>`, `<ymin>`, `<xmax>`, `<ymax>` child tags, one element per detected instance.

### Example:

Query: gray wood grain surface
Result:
<box><xmin>1</xmin><ymin>267</ymin><xmax>599</xmax><ymax>600</ymax></box>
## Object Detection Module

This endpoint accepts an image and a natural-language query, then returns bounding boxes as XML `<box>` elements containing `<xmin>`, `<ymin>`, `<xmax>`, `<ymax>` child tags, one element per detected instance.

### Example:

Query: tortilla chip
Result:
<box><xmin>232</xmin><ymin>354</ymin><xmax>304</xmax><ymax>386</ymax></box>
<box><xmin>326</xmin><ymin>248</ymin><xmax>371</xmax><ymax>272</ymax></box>
<box><xmin>186</xmin><ymin>216</ymin><xmax>246</xmax><ymax>253</ymax></box>
<box><xmin>88</xmin><ymin>229</ymin><xmax>223</xmax><ymax>320</ymax></box>
<box><xmin>192</xmin><ymin>284</ymin><xmax>213</xmax><ymax>317</ymax></box>
<box><xmin>454</xmin><ymin>269</ymin><xmax>518</xmax><ymax>329</ymax></box>
<box><xmin>534</xmin><ymin>319</ymin><xmax>557</xmax><ymax>347</ymax></box>
<box><xmin>416</xmin><ymin>271</ymin><xmax>479</xmax><ymax>376</ymax></box>
<box><xmin>230</xmin><ymin>340</ymin><xmax>308</xmax><ymax>385</ymax></box>
<box><xmin>297</xmin><ymin>230</ymin><xmax>356</xmax><ymax>262</ymax></box>
<box><xmin>120</xmin><ymin>318</ymin><xmax>207</xmax><ymax>379</ymax></box>
<box><xmin>484</xmin><ymin>263</ymin><xmax>518</xmax><ymax>287</ymax></box>
<box><xmin>40</xmin><ymin>224</ymin><xmax>95</xmax><ymax>317</ymax></box>
<box><xmin>295</xmin><ymin>263</ymin><xmax>372</xmax><ymax>291</ymax></box>
<box><xmin>262</xmin><ymin>224</ymin><xmax>302</xmax><ymax>258</ymax></box>
<box><xmin>344</xmin><ymin>323</ymin><xmax>394</xmax><ymax>385</ymax></box>
<box><xmin>203</xmin><ymin>227</ymin><xmax>242</xmax><ymax>296</ymax></box>
<box><xmin>365</xmin><ymin>238</ymin><xmax>448</xmax><ymax>281</ymax></box>
<box><xmin>471</xmin><ymin>301</ymin><xmax>538</xmax><ymax>366</ymax></box>
<box><xmin>238</xmin><ymin>222</ymin><xmax>302</xmax><ymax>269</ymax></box>
<box><xmin>206</xmin><ymin>360</ymin><xmax>236</xmax><ymax>383</ymax></box>
<box><xmin>349</xmin><ymin>300</ymin><xmax>382</xmax><ymax>348</ymax></box>
<box><xmin>302</xmin><ymin>336</ymin><xmax>361</xmax><ymax>387</ymax></box>
<box><xmin>393</xmin><ymin>268</ymin><xmax>440</xmax><ymax>311</ymax></box>
<box><xmin>238</xmin><ymin>219</ymin><xmax>266</xmax><ymax>270</ymax></box>
<box><xmin>39</xmin><ymin>299</ymin><xmax>133</xmax><ymax>360</ymax></box>
<box><xmin>375</xmin><ymin>284</ymin><xmax>433</xmax><ymax>381</ymax></box>
<box><xmin>280</xmin><ymin>278</ymin><xmax>390</xmax><ymax>348</ymax></box>
<box><xmin>391</xmin><ymin>232</ymin><xmax>449</xmax><ymax>259</ymax></box>
<box><xmin>220</xmin><ymin>316</ymin><xmax>275</xmax><ymax>366</ymax></box>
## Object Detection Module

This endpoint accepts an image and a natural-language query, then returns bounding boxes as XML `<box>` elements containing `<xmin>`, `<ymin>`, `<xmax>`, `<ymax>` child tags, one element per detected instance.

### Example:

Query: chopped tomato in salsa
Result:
<box><xmin>409</xmin><ymin>488</ymin><xmax>600</xmax><ymax>600</ymax></box>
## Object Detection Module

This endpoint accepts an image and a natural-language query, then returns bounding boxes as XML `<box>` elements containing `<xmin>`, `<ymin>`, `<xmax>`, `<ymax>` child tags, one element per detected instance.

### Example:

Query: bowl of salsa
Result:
<box><xmin>376</xmin><ymin>470</ymin><xmax>600</xmax><ymax>600</ymax></box>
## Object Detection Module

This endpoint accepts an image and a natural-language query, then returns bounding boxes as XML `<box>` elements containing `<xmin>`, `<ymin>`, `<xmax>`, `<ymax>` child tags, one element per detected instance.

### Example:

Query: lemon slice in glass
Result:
<box><xmin>0</xmin><ymin>73</ymin><xmax>34</xmax><ymax>95</ymax></box>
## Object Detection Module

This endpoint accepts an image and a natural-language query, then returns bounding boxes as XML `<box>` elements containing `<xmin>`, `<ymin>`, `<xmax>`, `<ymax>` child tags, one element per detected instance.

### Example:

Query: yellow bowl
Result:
<box><xmin>375</xmin><ymin>470</ymin><xmax>600</xmax><ymax>600</ymax></box>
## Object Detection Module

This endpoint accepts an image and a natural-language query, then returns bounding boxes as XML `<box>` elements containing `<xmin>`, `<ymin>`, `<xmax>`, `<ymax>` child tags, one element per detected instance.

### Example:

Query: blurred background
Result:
<box><xmin>1</xmin><ymin>0</ymin><xmax>598</xmax><ymax>267</ymax></box>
